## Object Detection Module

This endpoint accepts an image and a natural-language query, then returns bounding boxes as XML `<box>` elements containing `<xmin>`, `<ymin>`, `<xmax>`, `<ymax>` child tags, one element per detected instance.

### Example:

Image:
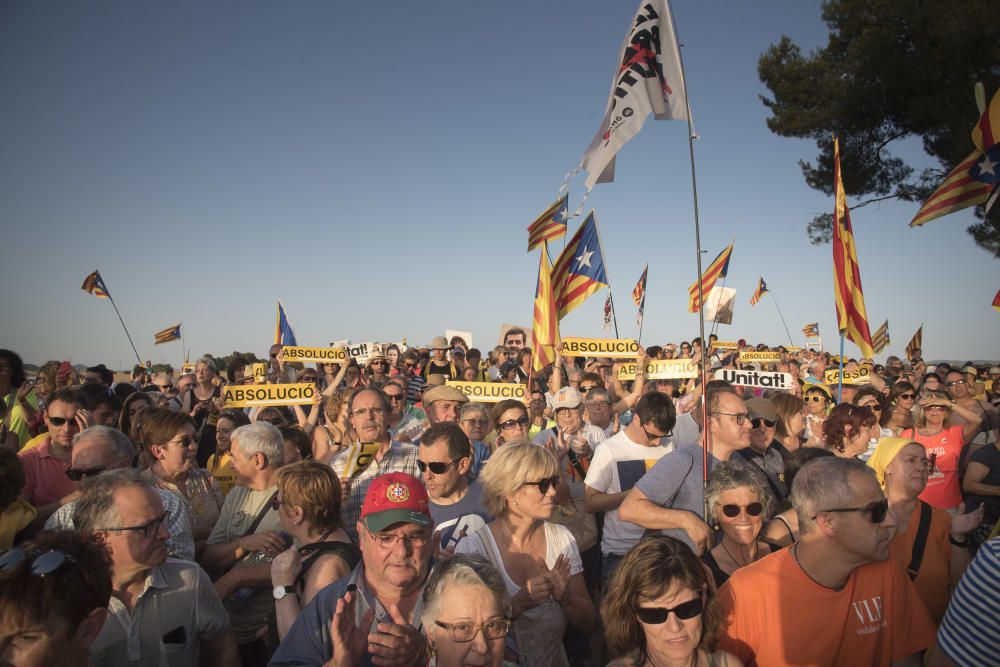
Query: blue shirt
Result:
<box><xmin>634</xmin><ymin>443</ymin><xmax>718</xmax><ymax>551</ymax></box>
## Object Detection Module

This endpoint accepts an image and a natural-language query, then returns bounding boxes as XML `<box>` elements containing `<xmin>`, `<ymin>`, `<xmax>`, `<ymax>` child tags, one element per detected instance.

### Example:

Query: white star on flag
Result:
<box><xmin>979</xmin><ymin>155</ymin><xmax>997</xmax><ymax>176</ymax></box>
<box><xmin>576</xmin><ymin>247</ymin><xmax>593</xmax><ymax>269</ymax></box>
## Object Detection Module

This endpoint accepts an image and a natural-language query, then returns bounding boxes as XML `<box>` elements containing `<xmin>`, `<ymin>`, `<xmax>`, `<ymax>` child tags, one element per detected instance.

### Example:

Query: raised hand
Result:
<box><xmin>325</xmin><ymin>587</ymin><xmax>374</xmax><ymax>667</ymax></box>
<box><xmin>951</xmin><ymin>502</ymin><xmax>985</xmax><ymax>539</ymax></box>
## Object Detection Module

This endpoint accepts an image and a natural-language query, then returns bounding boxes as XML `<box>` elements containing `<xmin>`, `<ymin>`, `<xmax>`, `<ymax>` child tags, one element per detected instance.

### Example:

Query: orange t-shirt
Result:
<box><xmin>904</xmin><ymin>425</ymin><xmax>965</xmax><ymax>509</ymax></box>
<box><xmin>888</xmin><ymin>501</ymin><xmax>951</xmax><ymax>626</ymax></box>
<box><xmin>717</xmin><ymin>547</ymin><xmax>935</xmax><ymax>667</ymax></box>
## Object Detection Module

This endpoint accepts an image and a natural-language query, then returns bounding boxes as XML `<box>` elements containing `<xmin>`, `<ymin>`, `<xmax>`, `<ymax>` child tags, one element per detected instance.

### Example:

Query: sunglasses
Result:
<box><xmin>945</xmin><ymin>379</ymin><xmax>967</xmax><ymax>387</ymax></box>
<box><xmin>47</xmin><ymin>416</ymin><xmax>79</xmax><ymax>427</ymax></box>
<box><xmin>635</xmin><ymin>597</ymin><xmax>704</xmax><ymax>624</ymax></box>
<box><xmin>499</xmin><ymin>416</ymin><xmax>529</xmax><ymax>431</ymax></box>
<box><xmin>813</xmin><ymin>498</ymin><xmax>889</xmax><ymax>523</ymax></box>
<box><xmin>721</xmin><ymin>502</ymin><xmax>763</xmax><ymax>518</ymax></box>
<box><xmin>804</xmin><ymin>395</ymin><xmax>827</xmax><ymax>403</ymax></box>
<box><xmin>417</xmin><ymin>459</ymin><xmax>461</xmax><ymax>475</ymax></box>
<box><xmin>385</xmin><ymin>394</ymin><xmax>405</xmax><ymax>402</ymax></box>
<box><xmin>523</xmin><ymin>475</ymin><xmax>560</xmax><ymax>495</ymax></box>
<box><xmin>66</xmin><ymin>465</ymin><xmax>108</xmax><ymax>482</ymax></box>
<box><xmin>897</xmin><ymin>393</ymin><xmax>915</xmax><ymax>400</ymax></box>
<box><xmin>750</xmin><ymin>418</ymin><xmax>775</xmax><ymax>429</ymax></box>
<box><xmin>0</xmin><ymin>548</ymin><xmax>78</xmax><ymax>577</ymax></box>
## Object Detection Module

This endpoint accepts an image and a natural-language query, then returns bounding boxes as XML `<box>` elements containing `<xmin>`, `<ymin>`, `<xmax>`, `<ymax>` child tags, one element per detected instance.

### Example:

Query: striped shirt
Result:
<box><xmin>936</xmin><ymin>537</ymin><xmax>1000</xmax><ymax>666</ymax></box>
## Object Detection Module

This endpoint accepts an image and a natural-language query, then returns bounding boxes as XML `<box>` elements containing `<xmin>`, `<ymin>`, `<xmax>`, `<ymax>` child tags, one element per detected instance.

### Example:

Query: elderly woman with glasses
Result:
<box><xmin>421</xmin><ymin>555</ymin><xmax>519</xmax><ymax>667</ymax></box>
<box><xmin>139</xmin><ymin>407</ymin><xmax>223</xmax><ymax>553</ymax></box>
<box><xmin>882</xmin><ymin>381</ymin><xmax>917</xmax><ymax>436</ymax></box>
<box><xmin>459</xmin><ymin>403</ymin><xmax>493</xmax><ymax>477</ymax></box>
<box><xmin>456</xmin><ymin>443</ymin><xmax>595</xmax><ymax>667</ymax></box>
<box><xmin>701</xmin><ymin>462</ymin><xmax>776</xmax><ymax>589</ymax></box>
<box><xmin>867</xmin><ymin>437</ymin><xmax>982</xmax><ymax>625</ymax></box>
<box><xmin>602</xmin><ymin>535</ymin><xmax>741</xmax><ymax>667</ymax></box>
<box><xmin>900</xmin><ymin>391</ymin><xmax>982</xmax><ymax>510</ymax></box>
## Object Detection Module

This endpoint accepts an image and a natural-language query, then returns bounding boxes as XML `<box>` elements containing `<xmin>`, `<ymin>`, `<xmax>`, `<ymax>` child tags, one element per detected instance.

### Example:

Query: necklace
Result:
<box><xmin>721</xmin><ymin>538</ymin><xmax>757</xmax><ymax>568</ymax></box>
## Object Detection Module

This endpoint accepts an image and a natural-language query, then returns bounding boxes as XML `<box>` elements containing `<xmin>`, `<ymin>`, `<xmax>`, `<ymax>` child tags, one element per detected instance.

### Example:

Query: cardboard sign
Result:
<box><xmin>281</xmin><ymin>346</ymin><xmax>348</xmax><ymax>364</ymax></box>
<box><xmin>785</xmin><ymin>346</ymin><xmax>802</xmax><ymax>353</ymax></box>
<box><xmin>223</xmin><ymin>382</ymin><xmax>316</xmax><ymax>408</ymax></box>
<box><xmin>446</xmin><ymin>381</ymin><xmax>526</xmax><ymax>403</ymax></box>
<box><xmin>343</xmin><ymin>442</ymin><xmax>381</xmax><ymax>478</ymax></box>
<box><xmin>711</xmin><ymin>341</ymin><xmax>740</xmax><ymax>350</ymax></box>
<box><xmin>497</xmin><ymin>324</ymin><xmax>532</xmax><ymax>348</ymax></box>
<box><xmin>713</xmin><ymin>369</ymin><xmax>795</xmax><ymax>390</ymax></box>
<box><xmin>562</xmin><ymin>337</ymin><xmax>641</xmax><ymax>358</ymax></box>
<box><xmin>445</xmin><ymin>329</ymin><xmax>473</xmax><ymax>348</ymax></box>
<box><xmin>181</xmin><ymin>363</ymin><xmax>195</xmax><ymax>375</ymax></box>
<box><xmin>247</xmin><ymin>362</ymin><xmax>268</xmax><ymax>383</ymax></box>
<box><xmin>618</xmin><ymin>359</ymin><xmax>699</xmax><ymax>381</ymax></box>
<box><xmin>739</xmin><ymin>350</ymin><xmax>781</xmax><ymax>363</ymax></box>
<box><xmin>824</xmin><ymin>367</ymin><xmax>871</xmax><ymax>385</ymax></box>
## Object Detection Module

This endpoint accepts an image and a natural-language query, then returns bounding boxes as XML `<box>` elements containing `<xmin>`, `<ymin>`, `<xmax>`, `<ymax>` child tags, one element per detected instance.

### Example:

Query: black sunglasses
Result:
<box><xmin>722</xmin><ymin>502</ymin><xmax>763</xmax><ymax>518</ymax></box>
<box><xmin>750</xmin><ymin>418</ymin><xmax>775</xmax><ymax>429</ymax></box>
<box><xmin>635</xmin><ymin>597</ymin><xmax>704</xmax><ymax>623</ymax></box>
<box><xmin>47</xmin><ymin>416</ymin><xmax>79</xmax><ymax>427</ymax></box>
<box><xmin>813</xmin><ymin>499</ymin><xmax>889</xmax><ymax>523</ymax></box>
<box><xmin>66</xmin><ymin>465</ymin><xmax>108</xmax><ymax>482</ymax></box>
<box><xmin>524</xmin><ymin>475</ymin><xmax>560</xmax><ymax>495</ymax></box>
<box><xmin>499</xmin><ymin>416</ymin><xmax>529</xmax><ymax>430</ymax></box>
<box><xmin>417</xmin><ymin>459</ymin><xmax>460</xmax><ymax>475</ymax></box>
<box><xmin>0</xmin><ymin>548</ymin><xmax>76</xmax><ymax>576</ymax></box>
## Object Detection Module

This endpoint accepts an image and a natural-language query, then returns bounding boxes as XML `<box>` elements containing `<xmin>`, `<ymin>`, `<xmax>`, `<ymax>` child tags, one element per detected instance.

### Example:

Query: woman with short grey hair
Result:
<box><xmin>701</xmin><ymin>461</ymin><xmax>777</xmax><ymax>588</ymax></box>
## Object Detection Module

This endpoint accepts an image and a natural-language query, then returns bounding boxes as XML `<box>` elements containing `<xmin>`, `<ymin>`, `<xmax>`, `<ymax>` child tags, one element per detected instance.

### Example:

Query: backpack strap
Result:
<box><xmin>907</xmin><ymin>501</ymin><xmax>933</xmax><ymax>580</ymax></box>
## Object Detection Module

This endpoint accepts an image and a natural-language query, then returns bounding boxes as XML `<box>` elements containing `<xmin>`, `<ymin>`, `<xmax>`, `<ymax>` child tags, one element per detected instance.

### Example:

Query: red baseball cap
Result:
<box><xmin>361</xmin><ymin>472</ymin><xmax>432</xmax><ymax>533</ymax></box>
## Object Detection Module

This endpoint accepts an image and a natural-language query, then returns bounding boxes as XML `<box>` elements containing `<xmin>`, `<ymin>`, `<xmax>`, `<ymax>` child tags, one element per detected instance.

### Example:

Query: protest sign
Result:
<box><xmin>561</xmin><ymin>337</ymin><xmax>641</xmax><ymax>358</ymax></box>
<box><xmin>711</xmin><ymin>341</ymin><xmax>739</xmax><ymax>350</ymax></box>
<box><xmin>343</xmin><ymin>442</ymin><xmax>380</xmax><ymax>478</ymax></box>
<box><xmin>447</xmin><ymin>381</ymin><xmax>526</xmax><ymax>402</ymax></box>
<box><xmin>824</xmin><ymin>367</ymin><xmax>871</xmax><ymax>385</ymax></box>
<box><xmin>247</xmin><ymin>362</ymin><xmax>267</xmax><ymax>383</ymax></box>
<box><xmin>618</xmin><ymin>359</ymin><xmax>699</xmax><ymax>381</ymax></box>
<box><xmin>785</xmin><ymin>346</ymin><xmax>802</xmax><ymax>352</ymax></box>
<box><xmin>497</xmin><ymin>324</ymin><xmax>532</xmax><ymax>348</ymax></box>
<box><xmin>739</xmin><ymin>350</ymin><xmax>781</xmax><ymax>363</ymax></box>
<box><xmin>713</xmin><ymin>369</ymin><xmax>795</xmax><ymax>390</ymax></box>
<box><xmin>223</xmin><ymin>382</ymin><xmax>316</xmax><ymax>408</ymax></box>
<box><xmin>281</xmin><ymin>346</ymin><xmax>348</xmax><ymax>364</ymax></box>
<box><xmin>445</xmin><ymin>329</ymin><xmax>473</xmax><ymax>347</ymax></box>
<box><xmin>181</xmin><ymin>363</ymin><xmax>195</xmax><ymax>375</ymax></box>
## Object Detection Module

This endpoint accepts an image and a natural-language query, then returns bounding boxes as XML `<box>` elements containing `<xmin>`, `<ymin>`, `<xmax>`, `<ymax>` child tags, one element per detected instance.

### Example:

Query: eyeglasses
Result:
<box><xmin>417</xmin><ymin>459</ymin><xmax>461</xmax><ymax>475</ymax></box>
<box><xmin>98</xmin><ymin>514</ymin><xmax>167</xmax><ymax>539</ymax></box>
<box><xmin>271</xmin><ymin>495</ymin><xmax>287</xmax><ymax>511</ymax></box>
<box><xmin>946</xmin><ymin>379</ymin><xmax>967</xmax><ymax>387</ymax></box>
<box><xmin>0</xmin><ymin>548</ymin><xmax>78</xmax><ymax>577</ymax></box>
<box><xmin>403</xmin><ymin>362</ymin><xmax>417</xmax><ymax>368</ymax></box>
<box><xmin>352</xmin><ymin>407</ymin><xmax>385</xmax><ymax>418</ymax></box>
<box><xmin>712</xmin><ymin>412</ymin><xmax>749</xmax><ymax>425</ymax></box>
<box><xmin>721</xmin><ymin>502</ymin><xmax>763</xmax><ymax>518</ymax></box>
<box><xmin>750</xmin><ymin>418</ymin><xmax>775</xmax><ymax>429</ymax></box>
<box><xmin>461</xmin><ymin>417</ymin><xmax>488</xmax><ymax>425</ymax></box>
<box><xmin>813</xmin><ymin>499</ymin><xmax>889</xmax><ymax>523</ymax></box>
<box><xmin>300</xmin><ymin>376</ymin><xmax>318</xmax><ymax>382</ymax></box>
<box><xmin>167</xmin><ymin>436</ymin><xmax>197</xmax><ymax>449</ymax></box>
<box><xmin>499</xmin><ymin>416</ymin><xmax>529</xmax><ymax>431</ymax></box>
<box><xmin>366</xmin><ymin>530</ymin><xmax>430</xmax><ymax>549</ymax></box>
<box><xmin>635</xmin><ymin>598</ymin><xmax>704</xmax><ymax>624</ymax></box>
<box><xmin>897</xmin><ymin>393</ymin><xmax>915</xmax><ymax>400</ymax></box>
<box><xmin>803</xmin><ymin>395</ymin><xmax>827</xmax><ymax>403</ymax></box>
<box><xmin>523</xmin><ymin>475</ymin><xmax>560</xmax><ymax>495</ymax></box>
<box><xmin>858</xmin><ymin>402</ymin><xmax>881</xmax><ymax>412</ymax></box>
<box><xmin>47</xmin><ymin>416</ymin><xmax>79</xmax><ymax>428</ymax></box>
<box><xmin>925</xmin><ymin>405</ymin><xmax>949</xmax><ymax>412</ymax></box>
<box><xmin>385</xmin><ymin>394</ymin><xmax>405</xmax><ymax>402</ymax></box>
<box><xmin>434</xmin><ymin>618</ymin><xmax>511</xmax><ymax>642</ymax></box>
<box><xmin>66</xmin><ymin>465</ymin><xmax>108</xmax><ymax>482</ymax></box>
<box><xmin>579</xmin><ymin>385</ymin><xmax>598</xmax><ymax>392</ymax></box>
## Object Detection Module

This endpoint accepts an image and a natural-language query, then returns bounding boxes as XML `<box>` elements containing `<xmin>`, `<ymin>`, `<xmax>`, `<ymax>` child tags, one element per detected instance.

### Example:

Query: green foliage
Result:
<box><xmin>205</xmin><ymin>351</ymin><xmax>261</xmax><ymax>374</ymax></box>
<box><xmin>758</xmin><ymin>0</ymin><xmax>1000</xmax><ymax>257</ymax></box>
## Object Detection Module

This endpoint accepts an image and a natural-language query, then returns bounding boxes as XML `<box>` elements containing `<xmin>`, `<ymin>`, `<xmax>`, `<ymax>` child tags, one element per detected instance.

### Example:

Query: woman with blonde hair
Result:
<box><xmin>456</xmin><ymin>443</ymin><xmax>595</xmax><ymax>667</ymax></box>
<box><xmin>602</xmin><ymin>535</ymin><xmax>741</xmax><ymax>666</ymax></box>
<box><xmin>311</xmin><ymin>386</ymin><xmax>354</xmax><ymax>463</ymax></box>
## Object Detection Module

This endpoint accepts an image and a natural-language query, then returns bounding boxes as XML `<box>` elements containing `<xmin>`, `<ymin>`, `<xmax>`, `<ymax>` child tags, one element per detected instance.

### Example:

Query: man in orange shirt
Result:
<box><xmin>717</xmin><ymin>457</ymin><xmax>935</xmax><ymax>667</ymax></box>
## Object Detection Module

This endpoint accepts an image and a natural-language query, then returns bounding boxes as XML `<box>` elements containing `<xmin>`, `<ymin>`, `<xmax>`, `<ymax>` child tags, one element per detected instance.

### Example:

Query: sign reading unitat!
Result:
<box><xmin>713</xmin><ymin>369</ymin><xmax>795</xmax><ymax>390</ymax></box>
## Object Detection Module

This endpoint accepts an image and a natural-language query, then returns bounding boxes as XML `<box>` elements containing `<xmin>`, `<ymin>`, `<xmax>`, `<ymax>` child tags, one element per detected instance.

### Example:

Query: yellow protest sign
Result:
<box><xmin>739</xmin><ymin>350</ymin><xmax>781</xmax><ymax>363</ymax></box>
<box><xmin>446</xmin><ymin>381</ymin><xmax>526</xmax><ymax>403</ymax></box>
<box><xmin>711</xmin><ymin>341</ymin><xmax>739</xmax><ymax>350</ymax></box>
<box><xmin>343</xmin><ymin>442</ymin><xmax>380</xmax><ymax>478</ymax></box>
<box><xmin>247</xmin><ymin>362</ymin><xmax>268</xmax><ymax>383</ymax></box>
<box><xmin>181</xmin><ymin>363</ymin><xmax>195</xmax><ymax>375</ymax></box>
<box><xmin>824</xmin><ymin>367</ymin><xmax>871</xmax><ymax>385</ymax></box>
<box><xmin>784</xmin><ymin>346</ymin><xmax>802</xmax><ymax>353</ymax></box>
<box><xmin>223</xmin><ymin>382</ymin><xmax>316</xmax><ymax>408</ymax></box>
<box><xmin>561</xmin><ymin>337</ymin><xmax>641</xmax><ymax>358</ymax></box>
<box><xmin>618</xmin><ymin>359</ymin><xmax>699</xmax><ymax>381</ymax></box>
<box><xmin>281</xmin><ymin>346</ymin><xmax>348</xmax><ymax>364</ymax></box>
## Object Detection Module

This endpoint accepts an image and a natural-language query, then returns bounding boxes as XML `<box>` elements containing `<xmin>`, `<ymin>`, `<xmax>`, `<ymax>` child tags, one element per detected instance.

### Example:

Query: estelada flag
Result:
<box><xmin>687</xmin><ymin>243</ymin><xmax>733</xmax><ymax>313</ymax></box>
<box><xmin>750</xmin><ymin>277</ymin><xmax>767</xmax><ymax>306</ymax></box>
<box><xmin>81</xmin><ymin>270</ymin><xmax>110</xmax><ymax>299</ymax></box>
<box><xmin>832</xmin><ymin>137</ymin><xmax>874</xmax><ymax>359</ymax></box>
<box><xmin>802</xmin><ymin>323</ymin><xmax>820</xmax><ymax>338</ymax></box>
<box><xmin>527</xmin><ymin>195</ymin><xmax>569</xmax><ymax>252</ymax></box>
<box><xmin>532</xmin><ymin>244</ymin><xmax>560</xmax><ymax>372</ymax></box>
<box><xmin>992</xmin><ymin>289</ymin><xmax>1000</xmax><ymax>312</ymax></box>
<box><xmin>633</xmin><ymin>264</ymin><xmax>648</xmax><ymax>326</ymax></box>
<box><xmin>910</xmin><ymin>151</ymin><xmax>993</xmax><ymax>226</ymax></box>
<box><xmin>579</xmin><ymin>0</ymin><xmax>689</xmax><ymax>189</ymax></box>
<box><xmin>274</xmin><ymin>300</ymin><xmax>298</xmax><ymax>346</ymax></box>
<box><xmin>905</xmin><ymin>325</ymin><xmax>923</xmax><ymax>360</ymax></box>
<box><xmin>551</xmin><ymin>212</ymin><xmax>609</xmax><ymax>320</ymax></box>
<box><xmin>154</xmin><ymin>324</ymin><xmax>181</xmax><ymax>345</ymax></box>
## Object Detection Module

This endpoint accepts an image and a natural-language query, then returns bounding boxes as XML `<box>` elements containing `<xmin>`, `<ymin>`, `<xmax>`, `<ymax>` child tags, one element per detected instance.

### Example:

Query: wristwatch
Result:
<box><xmin>273</xmin><ymin>585</ymin><xmax>296</xmax><ymax>600</ymax></box>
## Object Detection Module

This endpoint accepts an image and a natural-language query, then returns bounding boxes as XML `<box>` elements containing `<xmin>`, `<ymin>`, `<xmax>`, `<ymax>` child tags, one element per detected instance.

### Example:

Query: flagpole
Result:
<box><xmin>106</xmin><ymin>294</ymin><xmax>142</xmax><ymax>366</ymax></box>
<box><xmin>838</xmin><ymin>332</ymin><xmax>845</xmax><ymax>402</ymax></box>
<box><xmin>592</xmin><ymin>220</ymin><xmax>620</xmax><ymax>339</ymax></box>
<box><xmin>637</xmin><ymin>305</ymin><xmax>645</xmax><ymax>345</ymax></box>
<box><xmin>767</xmin><ymin>293</ymin><xmax>795</xmax><ymax>347</ymax></box>
<box><xmin>668</xmin><ymin>0</ymin><xmax>710</xmax><ymax>518</ymax></box>
<box><xmin>181</xmin><ymin>325</ymin><xmax>187</xmax><ymax>367</ymax></box>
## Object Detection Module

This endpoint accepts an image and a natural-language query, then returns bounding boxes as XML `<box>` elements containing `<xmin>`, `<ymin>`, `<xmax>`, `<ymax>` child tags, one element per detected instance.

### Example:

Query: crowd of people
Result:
<box><xmin>1</xmin><ymin>333</ymin><xmax>999</xmax><ymax>667</ymax></box>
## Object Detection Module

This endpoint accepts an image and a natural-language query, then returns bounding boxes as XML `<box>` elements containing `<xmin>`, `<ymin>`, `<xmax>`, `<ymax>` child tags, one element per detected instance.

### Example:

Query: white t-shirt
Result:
<box><xmin>585</xmin><ymin>429</ymin><xmax>674</xmax><ymax>555</ymax></box>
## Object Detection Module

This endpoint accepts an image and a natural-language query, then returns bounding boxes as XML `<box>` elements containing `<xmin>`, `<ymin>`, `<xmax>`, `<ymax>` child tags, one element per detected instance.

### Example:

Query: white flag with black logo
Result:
<box><xmin>580</xmin><ymin>0</ymin><xmax>690</xmax><ymax>189</ymax></box>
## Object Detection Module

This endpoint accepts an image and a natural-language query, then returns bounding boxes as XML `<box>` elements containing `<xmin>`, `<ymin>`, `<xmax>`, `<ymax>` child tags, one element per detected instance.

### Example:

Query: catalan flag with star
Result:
<box><xmin>527</xmin><ymin>194</ymin><xmax>569</xmax><ymax>252</ymax></box>
<box><xmin>154</xmin><ymin>324</ymin><xmax>182</xmax><ymax>345</ymax></box>
<box><xmin>802</xmin><ymin>323</ymin><xmax>820</xmax><ymax>338</ymax></box>
<box><xmin>81</xmin><ymin>270</ymin><xmax>110</xmax><ymax>298</ymax></box>
<box><xmin>551</xmin><ymin>212</ymin><xmax>609</xmax><ymax>320</ymax></box>
<box><xmin>687</xmin><ymin>243</ymin><xmax>733</xmax><ymax>313</ymax></box>
<box><xmin>749</xmin><ymin>277</ymin><xmax>767</xmax><ymax>306</ymax></box>
<box><xmin>633</xmin><ymin>264</ymin><xmax>648</xmax><ymax>326</ymax></box>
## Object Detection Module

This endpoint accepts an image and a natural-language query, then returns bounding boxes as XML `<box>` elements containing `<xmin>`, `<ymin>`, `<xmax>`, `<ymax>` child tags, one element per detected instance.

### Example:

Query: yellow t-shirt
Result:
<box><xmin>206</xmin><ymin>451</ymin><xmax>238</xmax><ymax>497</ymax></box>
<box><xmin>19</xmin><ymin>431</ymin><xmax>47</xmax><ymax>452</ymax></box>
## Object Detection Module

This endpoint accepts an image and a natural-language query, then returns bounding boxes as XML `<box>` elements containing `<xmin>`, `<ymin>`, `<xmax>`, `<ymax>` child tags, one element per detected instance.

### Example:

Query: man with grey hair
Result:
<box><xmin>75</xmin><ymin>468</ymin><xmax>240</xmax><ymax>667</ymax></box>
<box><xmin>201</xmin><ymin>422</ymin><xmax>286</xmax><ymax>667</ymax></box>
<box><xmin>458</xmin><ymin>402</ymin><xmax>492</xmax><ymax>477</ymax></box>
<box><xmin>717</xmin><ymin>457</ymin><xmax>936</xmax><ymax>666</ymax></box>
<box><xmin>45</xmin><ymin>425</ymin><xmax>195</xmax><ymax>560</ymax></box>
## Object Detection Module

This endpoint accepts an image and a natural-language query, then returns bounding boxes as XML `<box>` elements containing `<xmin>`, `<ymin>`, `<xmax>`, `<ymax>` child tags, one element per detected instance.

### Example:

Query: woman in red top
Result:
<box><xmin>903</xmin><ymin>391</ymin><xmax>982</xmax><ymax>510</ymax></box>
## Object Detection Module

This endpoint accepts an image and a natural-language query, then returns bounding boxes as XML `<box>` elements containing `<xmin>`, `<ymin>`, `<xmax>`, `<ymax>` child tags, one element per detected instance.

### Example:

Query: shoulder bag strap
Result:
<box><xmin>906</xmin><ymin>501</ymin><xmax>933</xmax><ymax>581</ymax></box>
<box><xmin>244</xmin><ymin>490</ymin><xmax>278</xmax><ymax>539</ymax></box>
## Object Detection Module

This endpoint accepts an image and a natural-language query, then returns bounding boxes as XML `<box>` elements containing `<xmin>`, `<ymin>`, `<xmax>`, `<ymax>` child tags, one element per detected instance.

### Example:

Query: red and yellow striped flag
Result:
<box><xmin>749</xmin><ymin>277</ymin><xmax>767</xmax><ymax>307</ymax></box>
<box><xmin>905</xmin><ymin>325</ymin><xmax>923</xmax><ymax>360</ymax></box>
<box><xmin>871</xmin><ymin>320</ymin><xmax>890</xmax><ymax>354</ymax></box>
<box><xmin>532</xmin><ymin>243</ymin><xmax>560</xmax><ymax>372</ymax></box>
<box><xmin>527</xmin><ymin>195</ymin><xmax>569</xmax><ymax>252</ymax></box>
<box><xmin>832</xmin><ymin>137</ymin><xmax>874</xmax><ymax>359</ymax></box>
<box><xmin>910</xmin><ymin>150</ymin><xmax>992</xmax><ymax>227</ymax></box>
<box><xmin>687</xmin><ymin>243</ymin><xmax>733</xmax><ymax>313</ymax></box>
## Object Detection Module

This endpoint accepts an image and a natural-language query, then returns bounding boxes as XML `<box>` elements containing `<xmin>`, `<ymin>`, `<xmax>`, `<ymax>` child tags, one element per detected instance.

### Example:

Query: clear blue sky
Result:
<box><xmin>2</xmin><ymin>1</ymin><xmax>996</xmax><ymax>368</ymax></box>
